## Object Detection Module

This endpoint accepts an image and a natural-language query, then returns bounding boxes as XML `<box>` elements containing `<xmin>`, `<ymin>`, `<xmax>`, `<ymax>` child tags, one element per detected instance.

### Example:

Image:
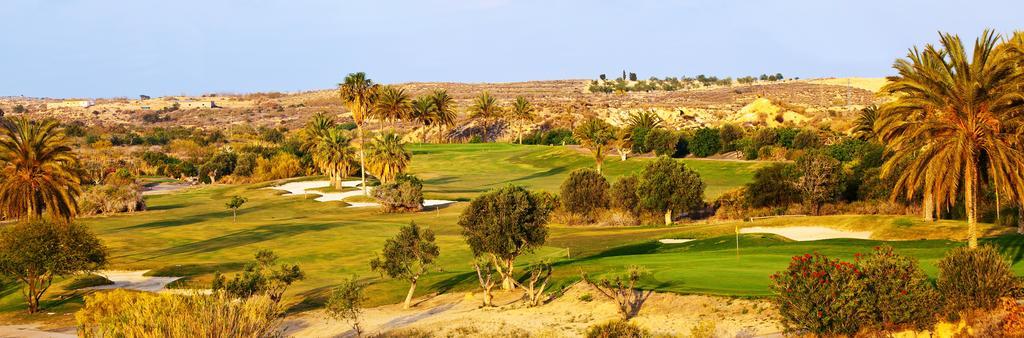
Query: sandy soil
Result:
<box><xmin>265</xmin><ymin>180</ymin><xmax>454</xmax><ymax>208</ymax></box>
<box><xmin>658</xmin><ymin>238</ymin><xmax>695</xmax><ymax>244</ymax></box>
<box><xmin>86</xmin><ymin>270</ymin><xmax>181</xmax><ymax>292</ymax></box>
<box><xmin>739</xmin><ymin>226</ymin><xmax>872</xmax><ymax>241</ymax></box>
<box><xmin>283</xmin><ymin>283</ymin><xmax>781</xmax><ymax>337</ymax></box>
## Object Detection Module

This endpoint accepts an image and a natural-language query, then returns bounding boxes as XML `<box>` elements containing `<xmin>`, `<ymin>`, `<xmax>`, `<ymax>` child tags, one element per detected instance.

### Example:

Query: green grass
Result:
<box><xmin>2</xmin><ymin>143</ymin><xmax>1022</xmax><ymax>320</ymax></box>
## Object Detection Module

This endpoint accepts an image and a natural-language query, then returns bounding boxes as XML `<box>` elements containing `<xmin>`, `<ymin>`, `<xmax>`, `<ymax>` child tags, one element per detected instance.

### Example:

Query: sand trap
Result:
<box><xmin>739</xmin><ymin>226</ymin><xmax>872</xmax><ymax>241</ymax></box>
<box><xmin>86</xmin><ymin>270</ymin><xmax>181</xmax><ymax>292</ymax></box>
<box><xmin>658</xmin><ymin>238</ymin><xmax>695</xmax><ymax>244</ymax></box>
<box><xmin>265</xmin><ymin>180</ymin><xmax>456</xmax><ymax>209</ymax></box>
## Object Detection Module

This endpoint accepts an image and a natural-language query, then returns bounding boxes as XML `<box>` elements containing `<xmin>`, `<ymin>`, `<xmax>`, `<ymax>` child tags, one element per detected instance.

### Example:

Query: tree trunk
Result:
<box><xmin>501</xmin><ymin>258</ymin><xmax>515</xmax><ymax>290</ymax></box>
<box><xmin>482</xmin><ymin>287</ymin><xmax>493</xmax><ymax>307</ymax></box>
<box><xmin>1018</xmin><ymin>205</ymin><xmax>1023</xmax><ymax>234</ymax></box>
<box><xmin>358</xmin><ymin>124</ymin><xmax>368</xmax><ymax>196</ymax></box>
<box><xmin>232</xmin><ymin>210</ymin><xmax>237</xmax><ymax>222</ymax></box>
<box><xmin>965</xmin><ymin>164</ymin><xmax>978</xmax><ymax>249</ymax></box>
<box><xmin>922</xmin><ymin>190</ymin><xmax>934</xmax><ymax>222</ymax></box>
<box><xmin>620</xmin><ymin>150</ymin><xmax>627</xmax><ymax>161</ymax></box>
<box><xmin>664</xmin><ymin>209</ymin><xmax>672</xmax><ymax>225</ymax></box>
<box><xmin>595</xmin><ymin>157</ymin><xmax>603</xmax><ymax>174</ymax></box>
<box><xmin>403</xmin><ymin>279</ymin><xmax>417</xmax><ymax>309</ymax></box>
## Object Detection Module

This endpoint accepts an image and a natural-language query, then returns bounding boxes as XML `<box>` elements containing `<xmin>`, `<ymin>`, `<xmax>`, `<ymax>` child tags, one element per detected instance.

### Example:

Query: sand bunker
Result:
<box><xmin>658</xmin><ymin>238</ymin><xmax>695</xmax><ymax>244</ymax></box>
<box><xmin>86</xmin><ymin>270</ymin><xmax>181</xmax><ymax>292</ymax></box>
<box><xmin>266</xmin><ymin>180</ymin><xmax>455</xmax><ymax>208</ymax></box>
<box><xmin>739</xmin><ymin>226</ymin><xmax>872</xmax><ymax>241</ymax></box>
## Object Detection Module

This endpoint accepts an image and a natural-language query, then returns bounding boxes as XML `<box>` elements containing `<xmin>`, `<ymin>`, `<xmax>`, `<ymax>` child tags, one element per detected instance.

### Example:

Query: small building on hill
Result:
<box><xmin>180</xmin><ymin>100</ymin><xmax>216</xmax><ymax>109</ymax></box>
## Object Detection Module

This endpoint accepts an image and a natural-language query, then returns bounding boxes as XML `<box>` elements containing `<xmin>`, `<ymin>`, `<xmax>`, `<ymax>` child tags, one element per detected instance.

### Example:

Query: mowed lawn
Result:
<box><xmin>2</xmin><ymin>143</ymin><xmax>1023</xmax><ymax>318</ymax></box>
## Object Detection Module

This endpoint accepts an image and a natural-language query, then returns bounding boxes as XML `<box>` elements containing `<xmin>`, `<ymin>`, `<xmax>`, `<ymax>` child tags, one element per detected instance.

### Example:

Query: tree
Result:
<box><xmin>458</xmin><ymin>185</ymin><xmax>555</xmax><ymax>290</ymax></box>
<box><xmin>513</xmin><ymin>261</ymin><xmax>552</xmax><ymax>307</ymax></box>
<box><xmin>718</xmin><ymin>123</ymin><xmax>745</xmax><ymax>152</ymax></box>
<box><xmin>373</xmin><ymin>85</ymin><xmax>411</xmax><ymax>130</ymax></box>
<box><xmin>339</xmin><ymin>72</ymin><xmax>380</xmax><ymax>196</ymax></box>
<box><xmin>582</xmin><ymin>265</ymin><xmax>649</xmax><ymax>319</ymax></box>
<box><xmin>689</xmin><ymin>127</ymin><xmax>721</xmax><ymax>157</ymax></box>
<box><xmin>508</xmin><ymin>96</ymin><xmax>534</xmax><ymax>144</ymax></box>
<box><xmin>0</xmin><ymin>220</ymin><xmax>107</xmax><ymax>313</ymax></box>
<box><xmin>746</xmin><ymin>164</ymin><xmax>800</xmax><ymax>208</ymax></box>
<box><xmin>643</xmin><ymin>128</ymin><xmax>678</xmax><ymax>157</ymax></box>
<box><xmin>791</xmin><ymin>129</ymin><xmax>822</xmax><ymax>149</ymax></box>
<box><xmin>369</xmin><ymin>221</ymin><xmax>439</xmax><ymax>309</ymax></box>
<box><xmin>409</xmin><ymin>95</ymin><xmax>435</xmax><ymax>143</ymax></box>
<box><xmin>610</xmin><ymin>174</ymin><xmax>641</xmax><ymax>216</ymax></box>
<box><xmin>559</xmin><ymin>168</ymin><xmax>610</xmax><ymax>220</ymax></box>
<box><xmin>573</xmin><ymin>118</ymin><xmax>616</xmax><ymax>173</ymax></box>
<box><xmin>313</xmin><ymin>128</ymin><xmax>357</xmax><ymax>189</ymax></box>
<box><xmin>429</xmin><ymin>90</ymin><xmax>457</xmax><ymax>143</ymax></box>
<box><xmin>366</xmin><ymin>131</ymin><xmax>411</xmax><ymax>184</ymax></box>
<box><xmin>796</xmin><ymin>151</ymin><xmax>842</xmax><ymax>215</ymax></box>
<box><xmin>211</xmin><ymin>249</ymin><xmax>304</xmax><ymax>303</ymax></box>
<box><xmin>469</xmin><ymin>91</ymin><xmax>501</xmax><ymax>142</ymax></box>
<box><xmin>326</xmin><ymin>276</ymin><xmax>366</xmax><ymax>337</ymax></box>
<box><xmin>303</xmin><ymin>112</ymin><xmax>336</xmax><ymax>152</ymax></box>
<box><xmin>636</xmin><ymin>157</ymin><xmax>705</xmax><ymax>225</ymax></box>
<box><xmin>851</xmin><ymin>105</ymin><xmax>879</xmax><ymax>141</ymax></box>
<box><xmin>472</xmin><ymin>258</ymin><xmax>498</xmax><ymax>307</ymax></box>
<box><xmin>613</xmin><ymin>127</ymin><xmax>632</xmax><ymax>161</ymax></box>
<box><xmin>0</xmin><ymin>117</ymin><xmax>82</xmax><ymax>221</ymax></box>
<box><xmin>626</xmin><ymin>110</ymin><xmax>662</xmax><ymax>154</ymax></box>
<box><xmin>877</xmin><ymin>31</ymin><xmax>1024</xmax><ymax>248</ymax></box>
<box><xmin>225</xmin><ymin>195</ymin><xmax>247</xmax><ymax>222</ymax></box>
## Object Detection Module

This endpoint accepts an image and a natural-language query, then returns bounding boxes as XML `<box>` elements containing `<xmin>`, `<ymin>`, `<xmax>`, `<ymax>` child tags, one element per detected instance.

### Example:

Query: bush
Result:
<box><xmin>689</xmin><ymin>128</ymin><xmax>721</xmax><ymax>157</ymax></box>
<box><xmin>559</xmin><ymin>169</ymin><xmax>610</xmax><ymax>219</ymax></box>
<box><xmin>937</xmin><ymin>245</ymin><xmax>1017</xmax><ymax>315</ymax></box>
<box><xmin>79</xmin><ymin>183</ymin><xmax>146</xmax><ymax>215</ymax></box>
<box><xmin>856</xmin><ymin>246</ymin><xmax>939</xmax><ymax>332</ymax></box>
<box><xmin>610</xmin><ymin>175</ymin><xmax>640</xmax><ymax>215</ymax></box>
<box><xmin>671</xmin><ymin>132</ymin><xmax>690</xmax><ymax>158</ymax></box>
<box><xmin>770</xmin><ymin>253</ymin><xmax>868</xmax><ymax>336</ymax></box>
<box><xmin>718</xmin><ymin>123</ymin><xmax>745</xmax><ymax>151</ymax></box>
<box><xmin>776</xmin><ymin>127</ymin><xmax>798</xmax><ymax>148</ymax></box>
<box><xmin>252</xmin><ymin>152</ymin><xmax>303</xmax><ymax>182</ymax></box>
<box><xmin>76</xmin><ymin>289</ymin><xmax>282</xmax><ymax>337</ymax></box>
<box><xmin>585</xmin><ymin>320</ymin><xmax>649</xmax><ymax>338</ymax></box>
<box><xmin>751</xmin><ymin>128</ymin><xmax>778</xmax><ymax>149</ymax></box>
<box><xmin>372</xmin><ymin>174</ymin><xmax>424</xmax><ymax>213</ymax></box>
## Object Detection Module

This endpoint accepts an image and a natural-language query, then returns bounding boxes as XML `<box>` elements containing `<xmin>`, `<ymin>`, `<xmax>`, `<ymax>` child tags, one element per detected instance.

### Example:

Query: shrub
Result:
<box><xmin>76</xmin><ymin>289</ymin><xmax>282</xmax><ymax>338</ymax></box>
<box><xmin>751</xmin><ymin>128</ymin><xmax>778</xmax><ymax>149</ymax></box>
<box><xmin>689</xmin><ymin>127</ymin><xmax>721</xmax><ymax>157</ymax></box>
<box><xmin>585</xmin><ymin>320</ymin><xmax>649</xmax><ymax>338</ymax></box>
<box><xmin>671</xmin><ymin>132</ymin><xmax>690</xmax><ymax>158</ymax></box>
<box><xmin>856</xmin><ymin>246</ymin><xmax>939</xmax><ymax>332</ymax></box>
<box><xmin>372</xmin><ymin>174</ymin><xmax>424</xmax><ymax>213</ymax></box>
<box><xmin>610</xmin><ymin>175</ymin><xmax>640</xmax><ymax>215</ymax></box>
<box><xmin>937</xmin><ymin>245</ymin><xmax>1017</xmax><ymax>315</ymax></box>
<box><xmin>326</xmin><ymin>276</ymin><xmax>366</xmax><ymax>337</ymax></box>
<box><xmin>796</xmin><ymin>150</ymin><xmax>843</xmax><ymax>214</ymax></box>
<box><xmin>769</xmin><ymin>253</ymin><xmax>869</xmax><ymax>336</ymax></box>
<box><xmin>559</xmin><ymin>168</ymin><xmax>610</xmax><ymax>219</ymax></box>
<box><xmin>211</xmin><ymin>250</ymin><xmax>304</xmax><ymax>303</ymax></box>
<box><xmin>78</xmin><ymin>183</ymin><xmax>146</xmax><ymax>215</ymax></box>
<box><xmin>252</xmin><ymin>152</ymin><xmax>302</xmax><ymax>182</ymax></box>
<box><xmin>712</xmin><ymin>188</ymin><xmax>748</xmax><ymax>220</ymax></box>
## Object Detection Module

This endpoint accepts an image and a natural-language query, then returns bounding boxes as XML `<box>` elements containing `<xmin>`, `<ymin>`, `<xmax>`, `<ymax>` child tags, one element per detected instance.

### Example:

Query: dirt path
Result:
<box><xmin>0</xmin><ymin>324</ymin><xmax>75</xmax><ymax>338</ymax></box>
<box><xmin>284</xmin><ymin>283</ymin><xmax>781</xmax><ymax>337</ymax></box>
<box><xmin>86</xmin><ymin>270</ymin><xmax>181</xmax><ymax>292</ymax></box>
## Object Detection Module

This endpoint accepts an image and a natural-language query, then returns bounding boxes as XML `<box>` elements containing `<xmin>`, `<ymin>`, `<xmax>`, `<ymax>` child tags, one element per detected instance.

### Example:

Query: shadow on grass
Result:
<box><xmin>428</xmin><ymin>271</ymin><xmax>477</xmax><ymax>295</ymax></box>
<box><xmin>986</xmin><ymin>234</ymin><xmax>1024</xmax><ymax>265</ymax></box>
<box><xmin>115</xmin><ymin>222</ymin><xmax>349</xmax><ymax>261</ymax></box>
<box><xmin>287</xmin><ymin>285</ymin><xmax>334</xmax><ymax>314</ymax></box>
<box><xmin>146</xmin><ymin>203</ymin><xmax>186</xmax><ymax>211</ymax></box>
<box><xmin>503</xmin><ymin>166</ymin><xmax>569</xmax><ymax>185</ymax></box>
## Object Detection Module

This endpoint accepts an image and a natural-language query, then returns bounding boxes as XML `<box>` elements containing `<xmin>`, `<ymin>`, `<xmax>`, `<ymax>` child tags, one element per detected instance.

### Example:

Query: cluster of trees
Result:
<box><xmin>589</xmin><ymin>73</ymin><xmax>787</xmax><ymax>93</ymax></box>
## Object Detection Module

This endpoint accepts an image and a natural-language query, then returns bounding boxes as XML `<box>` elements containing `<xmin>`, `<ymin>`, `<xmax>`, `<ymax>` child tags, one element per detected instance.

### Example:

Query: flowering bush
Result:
<box><xmin>856</xmin><ymin>246</ymin><xmax>939</xmax><ymax>332</ymax></box>
<box><xmin>769</xmin><ymin>253</ymin><xmax>870</xmax><ymax>336</ymax></box>
<box><xmin>771</xmin><ymin>247</ymin><xmax>940</xmax><ymax>335</ymax></box>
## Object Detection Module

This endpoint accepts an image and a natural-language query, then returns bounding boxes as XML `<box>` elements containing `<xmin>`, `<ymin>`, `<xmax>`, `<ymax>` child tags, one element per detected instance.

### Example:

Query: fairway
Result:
<box><xmin>2</xmin><ymin>144</ymin><xmax>1023</xmax><ymax>316</ymax></box>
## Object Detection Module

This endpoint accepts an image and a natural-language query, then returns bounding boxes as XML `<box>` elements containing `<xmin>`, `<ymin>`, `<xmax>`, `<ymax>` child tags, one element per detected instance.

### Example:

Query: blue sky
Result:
<box><xmin>1</xmin><ymin>0</ymin><xmax>1021</xmax><ymax>98</ymax></box>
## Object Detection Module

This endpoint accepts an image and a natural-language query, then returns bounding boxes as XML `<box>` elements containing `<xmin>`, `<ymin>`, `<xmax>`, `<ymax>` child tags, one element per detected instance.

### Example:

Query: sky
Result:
<box><xmin>1</xmin><ymin>0</ymin><xmax>1021</xmax><ymax>98</ymax></box>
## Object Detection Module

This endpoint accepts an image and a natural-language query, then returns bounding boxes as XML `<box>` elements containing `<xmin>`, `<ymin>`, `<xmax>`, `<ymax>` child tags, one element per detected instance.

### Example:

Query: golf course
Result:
<box><xmin>4</xmin><ymin>143</ymin><xmax>1020</xmax><ymax>321</ymax></box>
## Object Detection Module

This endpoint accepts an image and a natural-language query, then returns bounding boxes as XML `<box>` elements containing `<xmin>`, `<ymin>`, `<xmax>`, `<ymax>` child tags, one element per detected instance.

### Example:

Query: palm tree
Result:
<box><xmin>851</xmin><ymin>104</ymin><xmax>879</xmax><ymax>141</ymax></box>
<box><xmin>366</xmin><ymin>131</ymin><xmax>412</xmax><ymax>184</ymax></box>
<box><xmin>303</xmin><ymin>112</ymin><xmax>336</xmax><ymax>151</ymax></box>
<box><xmin>627</xmin><ymin>109</ymin><xmax>663</xmax><ymax>131</ymax></box>
<box><xmin>409</xmin><ymin>96</ymin><xmax>436</xmax><ymax>143</ymax></box>
<box><xmin>339</xmin><ymin>72</ymin><xmax>380</xmax><ymax>196</ymax></box>
<box><xmin>313</xmin><ymin>128</ymin><xmax>357</xmax><ymax>189</ymax></box>
<box><xmin>0</xmin><ymin>117</ymin><xmax>82</xmax><ymax>221</ymax></box>
<box><xmin>508</xmin><ymin>96</ymin><xmax>534</xmax><ymax>144</ymax></box>
<box><xmin>430</xmin><ymin>90</ymin><xmax>457</xmax><ymax>143</ymax></box>
<box><xmin>469</xmin><ymin>91</ymin><xmax>501</xmax><ymax>142</ymax></box>
<box><xmin>573</xmin><ymin>118</ymin><xmax>617</xmax><ymax>173</ymax></box>
<box><xmin>375</xmin><ymin>86</ymin><xmax>412</xmax><ymax>131</ymax></box>
<box><xmin>877</xmin><ymin>31</ymin><xmax>1024</xmax><ymax>248</ymax></box>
